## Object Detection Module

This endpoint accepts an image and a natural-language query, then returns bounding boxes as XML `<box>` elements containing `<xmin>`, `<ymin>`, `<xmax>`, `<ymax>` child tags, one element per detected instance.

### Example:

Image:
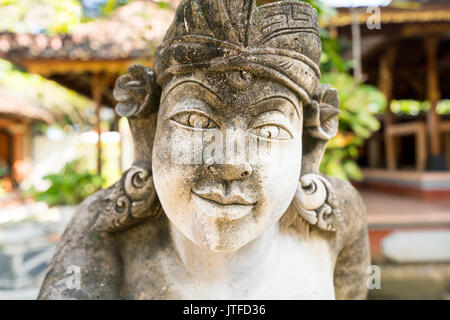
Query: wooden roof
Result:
<box><xmin>327</xmin><ymin>1</ymin><xmax>450</xmax><ymax>101</ymax></box>
<box><xmin>327</xmin><ymin>2</ymin><xmax>450</xmax><ymax>28</ymax></box>
<box><xmin>0</xmin><ymin>1</ymin><xmax>179</xmax><ymax>108</ymax></box>
<box><xmin>0</xmin><ymin>87</ymin><xmax>53</xmax><ymax>124</ymax></box>
<box><xmin>0</xmin><ymin>1</ymin><xmax>178</xmax><ymax>63</ymax></box>
<box><xmin>361</xmin><ymin>37</ymin><xmax>450</xmax><ymax>101</ymax></box>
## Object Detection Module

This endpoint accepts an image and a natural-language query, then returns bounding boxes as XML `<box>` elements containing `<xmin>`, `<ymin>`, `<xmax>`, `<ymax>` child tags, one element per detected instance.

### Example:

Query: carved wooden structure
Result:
<box><xmin>0</xmin><ymin>1</ymin><xmax>179</xmax><ymax>174</ymax></box>
<box><xmin>328</xmin><ymin>1</ymin><xmax>450</xmax><ymax>173</ymax></box>
<box><xmin>0</xmin><ymin>87</ymin><xmax>52</xmax><ymax>191</ymax></box>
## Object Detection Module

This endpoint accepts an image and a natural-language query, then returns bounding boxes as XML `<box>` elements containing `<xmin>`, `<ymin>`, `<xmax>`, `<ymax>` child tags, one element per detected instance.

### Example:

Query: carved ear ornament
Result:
<box><xmin>292</xmin><ymin>173</ymin><xmax>342</xmax><ymax>232</ymax></box>
<box><xmin>304</xmin><ymin>84</ymin><xmax>340</xmax><ymax>141</ymax></box>
<box><xmin>92</xmin><ymin>165</ymin><xmax>159</xmax><ymax>232</ymax></box>
<box><xmin>154</xmin><ymin>0</ymin><xmax>322</xmax><ymax>104</ymax></box>
<box><xmin>113</xmin><ymin>64</ymin><xmax>161</xmax><ymax>118</ymax></box>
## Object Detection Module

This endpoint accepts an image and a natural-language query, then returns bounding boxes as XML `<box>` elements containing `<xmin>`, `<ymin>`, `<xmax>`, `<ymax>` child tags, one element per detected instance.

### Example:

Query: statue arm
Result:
<box><xmin>37</xmin><ymin>189</ymin><xmax>122</xmax><ymax>300</ymax></box>
<box><xmin>333</xmin><ymin>222</ymin><xmax>370</xmax><ymax>300</ymax></box>
<box><xmin>330</xmin><ymin>177</ymin><xmax>371</xmax><ymax>300</ymax></box>
<box><xmin>38</xmin><ymin>64</ymin><xmax>160</xmax><ymax>300</ymax></box>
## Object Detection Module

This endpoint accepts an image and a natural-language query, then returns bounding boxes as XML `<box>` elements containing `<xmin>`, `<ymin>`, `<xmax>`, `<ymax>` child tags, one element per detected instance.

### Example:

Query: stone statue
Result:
<box><xmin>38</xmin><ymin>0</ymin><xmax>370</xmax><ymax>300</ymax></box>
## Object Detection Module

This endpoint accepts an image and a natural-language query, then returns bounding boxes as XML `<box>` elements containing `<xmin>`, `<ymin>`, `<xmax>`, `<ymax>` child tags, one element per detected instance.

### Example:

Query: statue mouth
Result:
<box><xmin>191</xmin><ymin>190</ymin><xmax>256</xmax><ymax>220</ymax></box>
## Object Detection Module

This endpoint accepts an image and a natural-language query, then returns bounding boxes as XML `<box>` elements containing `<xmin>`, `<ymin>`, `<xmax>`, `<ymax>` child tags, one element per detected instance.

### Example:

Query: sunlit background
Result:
<box><xmin>0</xmin><ymin>0</ymin><xmax>449</xmax><ymax>300</ymax></box>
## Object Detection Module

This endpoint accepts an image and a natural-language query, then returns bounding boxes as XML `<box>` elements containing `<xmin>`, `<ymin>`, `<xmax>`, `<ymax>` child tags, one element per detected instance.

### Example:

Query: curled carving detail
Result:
<box><xmin>293</xmin><ymin>173</ymin><xmax>341</xmax><ymax>232</ymax></box>
<box><xmin>113</xmin><ymin>64</ymin><xmax>161</xmax><ymax>118</ymax></box>
<box><xmin>114</xmin><ymin>195</ymin><xmax>131</xmax><ymax>215</ymax></box>
<box><xmin>304</xmin><ymin>84</ymin><xmax>340</xmax><ymax>141</ymax></box>
<box><xmin>92</xmin><ymin>165</ymin><xmax>158</xmax><ymax>232</ymax></box>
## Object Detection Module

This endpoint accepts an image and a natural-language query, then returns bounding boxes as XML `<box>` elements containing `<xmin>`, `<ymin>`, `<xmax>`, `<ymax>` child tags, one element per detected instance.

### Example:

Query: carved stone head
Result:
<box><xmin>110</xmin><ymin>0</ymin><xmax>341</xmax><ymax>251</ymax></box>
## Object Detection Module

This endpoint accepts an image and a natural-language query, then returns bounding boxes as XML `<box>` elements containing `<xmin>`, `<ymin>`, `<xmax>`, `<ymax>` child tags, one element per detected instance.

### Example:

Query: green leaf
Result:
<box><xmin>343</xmin><ymin>160</ymin><xmax>363</xmax><ymax>181</ymax></box>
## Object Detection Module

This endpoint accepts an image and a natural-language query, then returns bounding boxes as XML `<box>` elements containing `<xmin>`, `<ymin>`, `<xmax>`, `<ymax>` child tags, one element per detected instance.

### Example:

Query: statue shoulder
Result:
<box><xmin>324</xmin><ymin>175</ymin><xmax>368</xmax><ymax>244</ymax></box>
<box><xmin>324</xmin><ymin>176</ymin><xmax>366</xmax><ymax>219</ymax></box>
<box><xmin>38</xmin><ymin>189</ymin><xmax>122</xmax><ymax>299</ymax></box>
<box><xmin>38</xmin><ymin>169</ymin><xmax>162</xmax><ymax>299</ymax></box>
<box><xmin>283</xmin><ymin>173</ymin><xmax>366</xmax><ymax>239</ymax></box>
<box><xmin>90</xmin><ymin>165</ymin><xmax>160</xmax><ymax>233</ymax></box>
<box><xmin>325</xmin><ymin>176</ymin><xmax>370</xmax><ymax>299</ymax></box>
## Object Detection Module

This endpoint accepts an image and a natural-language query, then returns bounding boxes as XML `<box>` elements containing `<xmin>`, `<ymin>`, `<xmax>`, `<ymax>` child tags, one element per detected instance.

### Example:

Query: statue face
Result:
<box><xmin>152</xmin><ymin>72</ymin><xmax>303</xmax><ymax>251</ymax></box>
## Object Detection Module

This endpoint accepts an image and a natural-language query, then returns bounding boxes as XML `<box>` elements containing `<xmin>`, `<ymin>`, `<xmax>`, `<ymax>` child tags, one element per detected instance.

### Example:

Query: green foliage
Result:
<box><xmin>33</xmin><ymin>158</ymin><xmax>104</xmax><ymax>206</ymax></box>
<box><xmin>0</xmin><ymin>59</ymin><xmax>94</xmax><ymax>129</ymax></box>
<box><xmin>391</xmin><ymin>99</ymin><xmax>450</xmax><ymax>116</ymax></box>
<box><xmin>98</xmin><ymin>0</ymin><xmax>128</xmax><ymax>17</ymax></box>
<box><xmin>437</xmin><ymin>100</ymin><xmax>450</xmax><ymax>115</ymax></box>
<box><xmin>391</xmin><ymin>99</ymin><xmax>428</xmax><ymax>116</ymax></box>
<box><xmin>320</xmin><ymin>73</ymin><xmax>386</xmax><ymax>180</ymax></box>
<box><xmin>94</xmin><ymin>0</ymin><xmax>172</xmax><ymax>17</ymax></box>
<box><xmin>323</xmin><ymin>73</ymin><xmax>385</xmax><ymax>138</ymax></box>
<box><xmin>0</xmin><ymin>163</ymin><xmax>9</xmax><ymax>178</ymax></box>
<box><xmin>0</xmin><ymin>0</ymin><xmax>82</xmax><ymax>35</ymax></box>
<box><xmin>299</xmin><ymin>0</ymin><xmax>386</xmax><ymax>181</ymax></box>
<box><xmin>76</xmin><ymin>139</ymin><xmax>122</xmax><ymax>189</ymax></box>
<box><xmin>0</xmin><ymin>180</ymin><xmax>4</xmax><ymax>198</ymax></box>
<box><xmin>320</xmin><ymin>28</ymin><xmax>350</xmax><ymax>73</ymax></box>
<box><xmin>0</xmin><ymin>0</ymin><xmax>96</xmax><ymax>129</ymax></box>
<box><xmin>299</xmin><ymin>0</ymin><xmax>349</xmax><ymax>73</ymax></box>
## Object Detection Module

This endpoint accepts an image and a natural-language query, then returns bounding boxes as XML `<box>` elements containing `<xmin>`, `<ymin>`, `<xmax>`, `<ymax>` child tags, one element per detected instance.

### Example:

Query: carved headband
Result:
<box><xmin>154</xmin><ymin>0</ymin><xmax>322</xmax><ymax>105</ymax></box>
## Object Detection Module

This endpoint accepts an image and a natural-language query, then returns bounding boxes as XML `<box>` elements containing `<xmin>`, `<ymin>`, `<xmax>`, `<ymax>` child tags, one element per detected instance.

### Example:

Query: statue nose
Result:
<box><xmin>208</xmin><ymin>162</ymin><xmax>253</xmax><ymax>181</ymax></box>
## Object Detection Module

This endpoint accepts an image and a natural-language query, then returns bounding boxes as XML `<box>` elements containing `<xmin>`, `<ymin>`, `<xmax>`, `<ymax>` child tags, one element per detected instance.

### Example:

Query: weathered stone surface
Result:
<box><xmin>38</xmin><ymin>0</ymin><xmax>370</xmax><ymax>300</ymax></box>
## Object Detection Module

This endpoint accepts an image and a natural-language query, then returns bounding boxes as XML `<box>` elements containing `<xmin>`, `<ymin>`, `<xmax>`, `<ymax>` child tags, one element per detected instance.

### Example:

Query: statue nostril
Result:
<box><xmin>208</xmin><ymin>163</ymin><xmax>252</xmax><ymax>181</ymax></box>
<box><xmin>208</xmin><ymin>165</ymin><xmax>217</xmax><ymax>175</ymax></box>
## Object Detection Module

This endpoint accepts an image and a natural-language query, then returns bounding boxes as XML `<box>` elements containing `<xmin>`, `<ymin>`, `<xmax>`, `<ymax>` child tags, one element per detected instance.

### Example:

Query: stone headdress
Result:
<box><xmin>95</xmin><ymin>0</ymin><xmax>343</xmax><ymax>234</ymax></box>
<box><xmin>154</xmin><ymin>0</ymin><xmax>321</xmax><ymax>106</ymax></box>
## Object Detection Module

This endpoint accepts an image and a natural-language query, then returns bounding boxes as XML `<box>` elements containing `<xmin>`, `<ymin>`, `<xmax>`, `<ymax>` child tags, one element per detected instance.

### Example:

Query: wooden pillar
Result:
<box><xmin>11</xmin><ymin>133</ymin><xmax>23</xmax><ymax>183</ymax></box>
<box><xmin>329</xmin><ymin>23</ymin><xmax>338</xmax><ymax>39</ymax></box>
<box><xmin>92</xmin><ymin>73</ymin><xmax>108</xmax><ymax>176</ymax></box>
<box><xmin>350</xmin><ymin>7</ymin><xmax>363</xmax><ymax>82</ymax></box>
<box><xmin>367</xmin><ymin>136</ymin><xmax>381</xmax><ymax>168</ymax></box>
<box><xmin>378</xmin><ymin>47</ymin><xmax>396</xmax><ymax>170</ymax></box>
<box><xmin>446</xmin><ymin>134</ymin><xmax>450</xmax><ymax>168</ymax></box>
<box><xmin>425</xmin><ymin>36</ymin><xmax>441</xmax><ymax>156</ymax></box>
<box><xmin>8</xmin><ymin>123</ymin><xmax>27</xmax><ymax>184</ymax></box>
<box><xmin>415</xmin><ymin>123</ymin><xmax>427</xmax><ymax>171</ymax></box>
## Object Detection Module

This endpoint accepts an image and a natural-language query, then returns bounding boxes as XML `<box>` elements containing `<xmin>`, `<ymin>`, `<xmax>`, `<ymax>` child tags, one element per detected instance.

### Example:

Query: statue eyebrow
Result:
<box><xmin>168</xmin><ymin>98</ymin><xmax>215</xmax><ymax>117</ymax></box>
<box><xmin>162</xmin><ymin>79</ymin><xmax>226</xmax><ymax>109</ymax></box>
<box><xmin>249</xmin><ymin>95</ymin><xmax>300</xmax><ymax>119</ymax></box>
<box><xmin>163</xmin><ymin>81</ymin><xmax>300</xmax><ymax>118</ymax></box>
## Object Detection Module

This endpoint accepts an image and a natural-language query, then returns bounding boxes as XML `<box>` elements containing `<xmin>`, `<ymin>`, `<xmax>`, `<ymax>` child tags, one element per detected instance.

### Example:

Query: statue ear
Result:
<box><xmin>286</xmin><ymin>85</ymin><xmax>342</xmax><ymax>234</ymax></box>
<box><xmin>292</xmin><ymin>173</ymin><xmax>342</xmax><ymax>232</ymax></box>
<box><xmin>92</xmin><ymin>65</ymin><xmax>162</xmax><ymax>233</ymax></box>
<box><xmin>303</xmin><ymin>84</ymin><xmax>340</xmax><ymax>141</ymax></box>
<box><xmin>113</xmin><ymin>64</ymin><xmax>161</xmax><ymax>165</ymax></box>
<box><xmin>113</xmin><ymin>64</ymin><xmax>161</xmax><ymax>118</ymax></box>
<box><xmin>301</xmin><ymin>84</ymin><xmax>340</xmax><ymax>175</ymax></box>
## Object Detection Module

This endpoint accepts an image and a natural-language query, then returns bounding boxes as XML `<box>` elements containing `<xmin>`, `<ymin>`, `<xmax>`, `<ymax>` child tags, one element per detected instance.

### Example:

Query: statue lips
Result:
<box><xmin>191</xmin><ymin>190</ymin><xmax>257</xmax><ymax>221</ymax></box>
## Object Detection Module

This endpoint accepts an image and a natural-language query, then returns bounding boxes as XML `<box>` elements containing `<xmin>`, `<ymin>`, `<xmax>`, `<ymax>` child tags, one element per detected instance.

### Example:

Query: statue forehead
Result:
<box><xmin>161</xmin><ymin>71</ymin><xmax>301</xmax><ymax>109</ymax></box>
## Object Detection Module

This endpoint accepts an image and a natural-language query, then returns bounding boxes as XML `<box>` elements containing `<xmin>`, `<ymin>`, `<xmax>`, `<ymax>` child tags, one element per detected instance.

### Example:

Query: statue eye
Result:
<box><xmin>254</xmin><ymin>124</ymin><xmax>292</xmax><ymax>140</ymax></box>
<box><xmin>171</xmin><ymin>112</ymin><xmax>218</xmax><ymax>129</ymax></box>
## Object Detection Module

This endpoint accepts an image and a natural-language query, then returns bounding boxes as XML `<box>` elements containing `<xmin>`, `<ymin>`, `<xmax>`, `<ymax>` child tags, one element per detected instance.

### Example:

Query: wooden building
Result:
<box><xmin>1</xmin><ymin>0</ymin><xmax>448</xmax><ymax>197</ymax></box>
<box><xmin>328</xmin><ymin>0</ymin><xmax>450</xmax><ymax>198</ymax></box>
<box><xmin>0</xmin><ymin>0</ymin><xmax>178</xmax><ymax>175</ymax></box>
<box><xmin>0</xmin><ymin>87</ymin><xmax>53</xmax><ymax>192</ymax></box>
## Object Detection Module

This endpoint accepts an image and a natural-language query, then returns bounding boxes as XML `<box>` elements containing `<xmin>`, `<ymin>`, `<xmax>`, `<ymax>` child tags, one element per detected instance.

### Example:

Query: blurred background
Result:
<box><xmin>0</xmin><ymin>0</ymin><xmax>449</xmax><ymax>299</ymax></box>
